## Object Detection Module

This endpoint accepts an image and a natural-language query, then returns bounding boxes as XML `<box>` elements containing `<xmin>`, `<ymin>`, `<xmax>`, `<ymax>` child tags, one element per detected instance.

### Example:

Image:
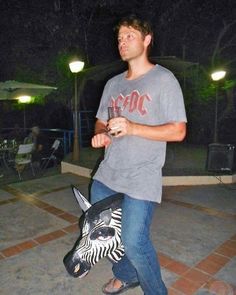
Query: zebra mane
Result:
<box><xmin>86</xmin><ymin>193</ymin><xmax>124</xmax><ymax>221</ymax></box>
<box><xmin>107</xmin><ymin>208</ymin><xmax>125</xmax><ymax>262</ymax></box>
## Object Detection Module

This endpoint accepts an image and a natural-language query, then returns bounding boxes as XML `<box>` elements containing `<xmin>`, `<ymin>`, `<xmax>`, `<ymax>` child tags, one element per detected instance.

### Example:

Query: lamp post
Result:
<box><xmin>210</xmin><ymin>70</ymin><xmax>226</xmax><ymax>143</ymax></box>
<box><xmin>17</xmin><ymin>95</ymin><xmax>32</xmax><ymax>132</ymax></box>
<box><xmin>69</xmin><ymin>60</ymin><xmax>85</xmax><ymax>161</ymax></box>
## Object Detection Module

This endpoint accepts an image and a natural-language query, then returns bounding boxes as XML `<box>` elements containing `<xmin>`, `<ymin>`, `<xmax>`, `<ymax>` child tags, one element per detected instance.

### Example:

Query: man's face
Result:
<box><xmin>117</xmin><ymin>25</ymin><xmax>148</xmax><ymax>62</ymax></box>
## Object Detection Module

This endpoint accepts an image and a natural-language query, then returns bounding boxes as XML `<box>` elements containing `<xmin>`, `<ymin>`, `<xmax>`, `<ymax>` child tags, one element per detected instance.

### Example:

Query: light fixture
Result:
<box><xmin>17</xmin><ymin>95</ymin><xmax>32</xmax><ymax>103</ymax></box>
<box><xmin>211</xmin><ymin>70</ymin><xmax>227</xmax><ymax>142</ymax></box>
<box><xmin>69</xmin><ymin>59</ymin><xmax>85</xmax><ymax>161</ymax></box>
<box><xmin>211</xmin><ymin>70</ymin><xmax>226</xmax><ymax>81</ymax></box>
<box><xmin>69</xmin><ymin>61</ymin><xmax>85</xmax><ymax>73</ymax></box>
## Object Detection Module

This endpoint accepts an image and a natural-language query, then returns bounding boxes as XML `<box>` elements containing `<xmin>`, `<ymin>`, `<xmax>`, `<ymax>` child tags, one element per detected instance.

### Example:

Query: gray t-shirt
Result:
<box><xmin>93</xmin><ymin>65</ymin><xmax>187</xmax><ymax>203</ymax></box>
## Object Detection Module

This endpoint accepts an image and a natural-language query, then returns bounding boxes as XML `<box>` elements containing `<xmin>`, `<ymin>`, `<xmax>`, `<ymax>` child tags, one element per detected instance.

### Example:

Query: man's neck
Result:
<box><xmin>126</xmin><ymin>57</ymin><xmax>154</xmax><ymax>80</ymax></box>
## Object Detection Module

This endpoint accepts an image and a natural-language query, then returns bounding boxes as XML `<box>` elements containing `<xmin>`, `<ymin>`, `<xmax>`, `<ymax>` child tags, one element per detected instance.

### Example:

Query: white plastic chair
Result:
<box><xmin>15</xmin><ymin>143</ymin><xmax>35</xmax><ymax>180</ymax></box>
<box><xmin>41</xmin><ymin>139</ymin><xmax>60</xmax><ymax>170</ymax></box>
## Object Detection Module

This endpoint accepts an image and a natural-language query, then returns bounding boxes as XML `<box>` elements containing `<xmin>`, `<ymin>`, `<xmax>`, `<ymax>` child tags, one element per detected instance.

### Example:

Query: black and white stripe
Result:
<box><xmin>74</xmin><ymin>208</ymin><xmax>124</xmax><ymax>266</ymax></box>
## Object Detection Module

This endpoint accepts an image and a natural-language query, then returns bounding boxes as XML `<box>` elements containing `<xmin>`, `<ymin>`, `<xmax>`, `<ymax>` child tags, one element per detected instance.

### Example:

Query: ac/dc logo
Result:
<box><xmin>110</xmin><ymin>90</ymin><xmax>151</xmax><ymax>116</ymax></box>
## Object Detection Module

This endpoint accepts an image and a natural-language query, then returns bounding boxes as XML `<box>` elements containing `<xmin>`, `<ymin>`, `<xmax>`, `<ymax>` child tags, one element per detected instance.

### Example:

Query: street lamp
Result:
<box><xmin>69</xmin><ymin>59</ymin><xmax>85</xmax><ymax>161</ymax></box>
<box><xmin>16</xmin><ymin>95</ymin><xmax>32</xmax><ymax>132</ymax></box>
<box><xmin>210</xmin><ymin>70</ymin><xmax>226</xmax><ymax>143</ymax></box>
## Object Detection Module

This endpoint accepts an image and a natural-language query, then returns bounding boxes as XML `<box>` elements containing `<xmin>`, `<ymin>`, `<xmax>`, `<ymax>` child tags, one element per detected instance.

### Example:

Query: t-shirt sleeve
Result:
<box><xmin>161</xmin><ymin>73</ymin><xmax>187</xmax><ymax>123</ymax></box>
<box><xmin>96</xmin><ymin>80</ymin><xmax>112</xmax><ymax>122</ymax></box>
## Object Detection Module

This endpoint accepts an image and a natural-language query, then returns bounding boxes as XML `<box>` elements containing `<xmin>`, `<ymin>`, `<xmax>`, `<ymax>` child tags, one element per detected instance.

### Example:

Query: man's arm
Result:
<box><xmin>92</xmin><ymin>117</ymin><xmax>186</xmax><ymax>148</ymax></box>
<box><xmin>130</xmin><ymin>121</ymin><xmax>186</xmax><ymax>142</ymax></box>
<box><xmin>94</xmin><ymin>119</ymin><xmax>108</xmax><ymax>135</ymax></box>
<box><xmin>91</xmin><ymin>119</ymin><xmax>112</xmax><ymax>148</ymax></box>
<box><xmin>107</xmin><ymin>117</ymin><xmax>186</xmax><ymax>142</ymax></box>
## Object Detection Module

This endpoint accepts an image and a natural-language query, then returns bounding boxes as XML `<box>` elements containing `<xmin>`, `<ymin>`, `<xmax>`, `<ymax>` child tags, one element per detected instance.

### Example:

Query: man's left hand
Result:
<box><xmin>107</xmin><ymin>117</ymin><xmax>134</xmax><ymax>137</ymax></box>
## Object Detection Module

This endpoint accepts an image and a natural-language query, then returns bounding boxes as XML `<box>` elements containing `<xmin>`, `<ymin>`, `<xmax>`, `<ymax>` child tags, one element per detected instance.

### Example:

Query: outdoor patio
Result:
<box><xmin>0</xmin><ymin>163</ymin><xmax>236</xmax><ymax>294</ymax></box>
<box><xmin>0</xmin><ymin>2</ymin><xmax>235</xmax><ymax>294</ymax></box>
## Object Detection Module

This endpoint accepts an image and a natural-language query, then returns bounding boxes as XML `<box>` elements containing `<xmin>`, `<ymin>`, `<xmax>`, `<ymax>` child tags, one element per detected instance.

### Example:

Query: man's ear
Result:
<box><xmin>144</xmin><ymin>34</ymin><xmax>152</xmax><ymax>48</ymax></box>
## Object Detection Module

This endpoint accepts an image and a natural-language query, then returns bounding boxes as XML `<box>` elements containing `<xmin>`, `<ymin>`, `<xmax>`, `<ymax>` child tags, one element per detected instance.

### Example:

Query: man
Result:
<box><xmin>91</xmin><ymin>15</ymin><xmax>187</xmax><ymax>295</ymax></box>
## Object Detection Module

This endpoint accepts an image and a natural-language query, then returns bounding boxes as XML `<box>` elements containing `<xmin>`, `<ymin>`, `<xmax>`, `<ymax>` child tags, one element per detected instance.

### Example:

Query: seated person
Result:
<box><xmin>24</xmin><ymin>126</ymin><xmax>43</xmax><ymax>166</ymax></box>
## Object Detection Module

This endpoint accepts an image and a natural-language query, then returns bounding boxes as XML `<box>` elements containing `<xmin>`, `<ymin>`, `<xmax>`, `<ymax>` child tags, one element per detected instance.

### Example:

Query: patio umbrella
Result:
<box><xmin>0</xmin><ymin>80</ymin><xmax>57</xmax><ymax>130</ymax></box>
<box><xmin>0</xmin><ymin>80</ymin><xmax>57</xmax><ymax>100</ymax></box>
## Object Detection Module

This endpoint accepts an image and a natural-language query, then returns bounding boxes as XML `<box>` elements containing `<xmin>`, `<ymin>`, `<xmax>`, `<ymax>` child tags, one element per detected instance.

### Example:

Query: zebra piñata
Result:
<box><xmin>63</xmin><ymin>186</ymin><xmax>125</xmax><ymax>278</ymax></box>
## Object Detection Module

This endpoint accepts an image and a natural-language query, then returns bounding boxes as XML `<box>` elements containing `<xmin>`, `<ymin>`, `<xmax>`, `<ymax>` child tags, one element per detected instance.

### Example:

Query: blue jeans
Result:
<box><xmin>90</xmin><ymin>180</ymin><xmax>167</xmax><ymax>295</ymax></box>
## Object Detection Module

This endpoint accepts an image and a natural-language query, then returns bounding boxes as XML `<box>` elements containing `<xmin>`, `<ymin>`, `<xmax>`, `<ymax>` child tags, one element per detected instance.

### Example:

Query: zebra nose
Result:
<box><xmin>74</xmin><ymin>263</ymin><xmax>80</xmax><ymax>273</ymax></box>
<box><xmin>63</xmin><ymin>250</ymin><xmax>82</xmax><ymax>277</ymax></box>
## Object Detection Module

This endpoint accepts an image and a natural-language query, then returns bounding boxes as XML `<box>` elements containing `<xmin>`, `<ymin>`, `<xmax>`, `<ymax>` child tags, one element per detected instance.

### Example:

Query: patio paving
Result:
<box><xmin>0</xmin><ymin>172</ymin><xmax>236</xmax><ymax>294</ymax></box>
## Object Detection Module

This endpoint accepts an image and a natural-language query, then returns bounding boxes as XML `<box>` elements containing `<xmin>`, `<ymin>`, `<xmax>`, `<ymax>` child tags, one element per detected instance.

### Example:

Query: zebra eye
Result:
<box><xmin>97</xmin><ymin>236</ymin><xmax>111</xmax><ymax>241</ymax></box>
<box><xmin>90</xmin><ymin>227</ymin><xmax>115</xmax><ymax>241</ymax></box>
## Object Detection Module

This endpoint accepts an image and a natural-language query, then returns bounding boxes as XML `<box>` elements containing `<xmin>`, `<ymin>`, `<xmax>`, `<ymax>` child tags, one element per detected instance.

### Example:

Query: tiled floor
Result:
<box><xmin>0</xmin><ymin>173</ymin><xmax>236</xmax><ymax>295</ymax></box>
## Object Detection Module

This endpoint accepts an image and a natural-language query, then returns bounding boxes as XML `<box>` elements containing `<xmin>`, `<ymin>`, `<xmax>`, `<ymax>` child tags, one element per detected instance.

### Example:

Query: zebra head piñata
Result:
<box><xmin>63</xmin><ymin>186</ymin><xmax>125</xmax><ymax>278</ymax></box>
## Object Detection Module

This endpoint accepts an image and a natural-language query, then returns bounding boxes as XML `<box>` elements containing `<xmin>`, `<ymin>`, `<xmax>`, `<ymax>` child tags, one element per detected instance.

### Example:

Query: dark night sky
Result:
<box><xmin>0</xmin><ymin>0</ymin><xmax>235</xmax><ymax>80</ymax></box>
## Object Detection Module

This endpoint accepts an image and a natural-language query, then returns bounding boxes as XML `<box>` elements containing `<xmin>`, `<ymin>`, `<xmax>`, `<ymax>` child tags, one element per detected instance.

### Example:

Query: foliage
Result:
<box><xmin>223</xmin><ymin>79</ymin><xmax>236</xmax><ymax>91</ymax></box>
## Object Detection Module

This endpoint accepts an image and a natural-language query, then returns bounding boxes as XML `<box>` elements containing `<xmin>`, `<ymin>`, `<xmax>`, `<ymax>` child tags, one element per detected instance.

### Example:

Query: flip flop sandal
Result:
<box><xmin>102</xmin><ymin>277</ymin><xmax>139</xmax><ymax>294</ymax></box>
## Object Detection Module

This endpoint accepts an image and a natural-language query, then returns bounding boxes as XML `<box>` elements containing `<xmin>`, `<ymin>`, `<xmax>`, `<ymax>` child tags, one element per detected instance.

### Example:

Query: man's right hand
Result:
<box><xmin>91</xmin><ymin>133</ymin><xmax>111</xmax><ymax>148</ymax></box>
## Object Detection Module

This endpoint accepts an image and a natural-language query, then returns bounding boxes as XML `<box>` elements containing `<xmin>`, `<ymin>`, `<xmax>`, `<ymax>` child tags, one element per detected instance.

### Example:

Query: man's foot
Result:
<box><xmin>102</xmin><ymin>277</ymin><xmax>139</xmax><ymax>294</ymax></box>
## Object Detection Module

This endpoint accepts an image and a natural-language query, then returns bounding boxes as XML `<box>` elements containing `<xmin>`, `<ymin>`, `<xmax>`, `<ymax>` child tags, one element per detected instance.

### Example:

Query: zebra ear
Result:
<box><xmin>72</xmin><ymin>185</ymin><xmax>92</xmax><ymax>212</ymax></box>
<box><xmin>100</xmin><ymin>209</ymin><xmax>112</xmax><ymax>225</ymax></box>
